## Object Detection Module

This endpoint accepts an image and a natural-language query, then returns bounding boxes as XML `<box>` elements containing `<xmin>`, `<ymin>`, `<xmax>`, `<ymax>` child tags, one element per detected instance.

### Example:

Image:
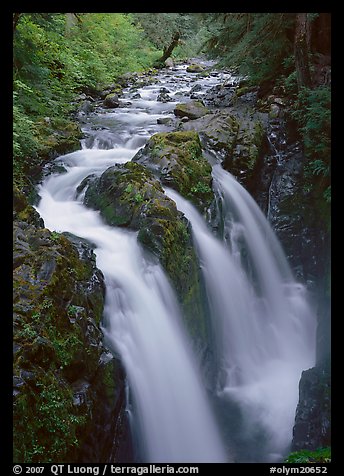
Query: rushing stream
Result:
<box><xmin>35</xmin><ymin>62</ymin><xmax>316</xmax><ymax>463</ymax></box>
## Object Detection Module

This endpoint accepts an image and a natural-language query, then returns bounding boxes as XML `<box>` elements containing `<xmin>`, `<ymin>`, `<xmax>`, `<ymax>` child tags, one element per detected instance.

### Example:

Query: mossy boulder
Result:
<box><xmin>183</xmin><ymin>111</ymin><xmax>266</xmax><ymax>186</ymax></box>
<box><xmin>228</xmin><ymin>119</ymin><xmax>265</xmax><ymax>182</ymax></box>
<box><xmin>13</xmin><ymin>185</ymin><xmax>44</xmax><ymax>228</ymax></box>
<box><xmin>82</xmin><ymin>161</ymin><xmax>208</xmax><ymax>344</ymax></box>
<box><xmin>174</xmin><ymin>100</ymin><xmax>210</xmax><ymax>120</ymax></box>
<box><xmin>13</xmin><ymin>220</ymin><xmax>125</xmax><ymax>463</ymax></box>
<box><xmin>103</xmin><ymin>93</ymin><xmax>120</xmax><ymax>108</ymax></box>
<box><xmin>132</xmin><ymin>131</ymin><xmax>214</xmax><ymax>211</ymax></box>
<box><xmin>182</xmin><ymin>111</ymin><xmax>240</xmax><ymax>157</ymax></box>
<box><xmin>186</xmin><ymin>63</ymin><xmax>205</xmax><ymax>73</ymax></box>
<box><xmin>37</xmin><ymin>118</ymin><xmax>82</xmax><ymax>159</ymax></box>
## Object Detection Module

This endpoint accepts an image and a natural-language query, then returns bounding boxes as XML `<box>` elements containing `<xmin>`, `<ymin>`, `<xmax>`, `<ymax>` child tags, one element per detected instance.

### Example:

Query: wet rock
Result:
<box><xmin>183</xmin><ymin>111</ymin><xmax>266</xmax><ymax>187</ymax></box>
<box><xmin>13</xmin><ymin>219</ymin><xmax>126</xmax><ymax>463</ymax></box>
<box><xmin>174</xmin><ymin>100</ymin><xmax>210</xmax><ymax>120</ymax></box>
<box><xmin>204</xmin><ymin>84</ymin><xmax>235</xmax><ymax>107</ymax></box>
<box><xmin>292</xmin><ymin>364</ymin><xmax>331</xmax><ymax>451</ymax></box>
<box><xmin>190</xmin><ymin>84</ymin><xmax>203</xmax><ymax>94</ymax></box>
<box><xmin>103</xmin><ymin>93</ymin><xmax>120</xmax><ymax>108</ymax></box>
<box><xmin>186</xmin><ymin>63</ymin><xmax>205</xmax><ymax>73</ymax></box>
<box><xmin>132</xmin><ymin>130</ymin><xmax>214</xmax><ymax>211</ymax></box>
<box><xmin>157</xmin><ymin>92</ymin><xmax>171</xmax><ymax>103</ymax></box>
<box><xmin>13</xmin><ymin>186</ymin><xmax>44</xmax><ymax>228</ymax></box>
<box><xmin>78</xmin><ymin>100</ymin><xmax>94</xmax><ymax>115</ymax></box>
<box><xmin>157</xmin><ymin>117</ymin><xmax>173</xmax><ymax>125</ymax></box>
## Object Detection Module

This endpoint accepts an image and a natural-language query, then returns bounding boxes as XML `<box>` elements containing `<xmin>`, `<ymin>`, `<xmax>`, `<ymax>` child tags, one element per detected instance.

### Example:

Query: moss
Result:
<box><xmin>284</xmin><ymin>447</ymin><xmax>331</xmax><ymax>463</ymax></box>
<box><xmin>13</xmin><ymin>223</ymin><xmax>106</xmax><ymax>462</ymax></box>
<box><xmin>235</xmin><ymin>85</ymin><xmax>254</xmax><ymax>97</ymax></box>
<box><xmin>13</xmin><ymin>371</ymin><xmax>87</xmax><ymax>463</ymax></box>
<box><xmin>133</xmin><ymin>131</ymin><xmax>214</xmax><ymax>211</ymax></box>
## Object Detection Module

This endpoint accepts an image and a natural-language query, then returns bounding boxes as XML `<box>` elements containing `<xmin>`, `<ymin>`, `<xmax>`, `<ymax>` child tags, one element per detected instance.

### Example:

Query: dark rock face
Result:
<box><xmin>292</xmin><ymin>365</ymin><xmax>331</xmax><ymax>451</ymax></box>
<box><xmin>182</xmin><ymin>111</ymin><xmax>267</xmax><ymax>188</ymax></box>
<box><xmin>248</xmin><ymin>119</ymin><xmax>331</xmax><ymax>456</ymax></box>
<box><xmin>13</xmin><ymin>214</ymin><xmax>128</xmax><ymax>463</ymax></box>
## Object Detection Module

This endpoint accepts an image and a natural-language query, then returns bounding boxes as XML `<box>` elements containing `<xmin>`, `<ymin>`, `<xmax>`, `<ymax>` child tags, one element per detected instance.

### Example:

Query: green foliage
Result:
<box><xmin>203</xmin><ymin>13</ymin><xmax>295</xmax><ymax>85</ymax></box>
<box><xmin>191</xmin><ymin>181</ymin><xmax>212</xmax><ymax>194</ymax></box>
<box><xmin>284</xmin><ymin>447</ymin><xmax>331</xmax><ymax>463</ymax></box>
<box><xmin>13</xmin><ymin>374</ymin><xmax>86</xmax><ymax>463</ymax></box>
<box><xmin>13</xmin><ymin>13</ymin><xmax>160</xmax><ymax>186</ymax></box>
<box><xmin>132</xmin><ymin>13</ymin><xmax>209</xmax><ymax>59</ymax></box>
<box><xmin>291</xmin><ymin>85</ymin><xmax>331</xmax><ymax>203</ymax></box>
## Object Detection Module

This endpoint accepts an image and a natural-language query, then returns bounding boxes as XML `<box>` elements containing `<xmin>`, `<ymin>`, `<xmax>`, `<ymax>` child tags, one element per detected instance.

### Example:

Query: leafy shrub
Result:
<box><xmin>291</xmin><ymin>85</ymin><xmax>331</xmax><ymax>202</ymax></box>
<box><xmin>284</xmin><ymin>447</ymin><xmax>331</xmax><ymax>463</ymax></box>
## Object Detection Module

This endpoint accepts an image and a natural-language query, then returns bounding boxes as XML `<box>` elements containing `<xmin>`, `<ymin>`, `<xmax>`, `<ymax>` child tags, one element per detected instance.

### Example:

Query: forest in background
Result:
<box><xmin>13</xmin><ymin>12</ymin><xmax>331</xmax><ymax>221</ymax></box>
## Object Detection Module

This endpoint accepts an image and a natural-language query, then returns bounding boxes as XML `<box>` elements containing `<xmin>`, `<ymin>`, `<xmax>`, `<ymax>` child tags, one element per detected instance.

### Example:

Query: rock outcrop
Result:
<box><xmin>132</xmin><ymin>131</ymin><xmax>214</xmax><ymax>211</ymax></box>
<box><xmin>13</xmin><ymin>192</ymin><xmax>127</xmax><ymax>463</ymax></box>
<box><xmin>182</xmin><ymin>111</ymin><xmax>267</xmax><ymax>187</ymax></box>
<box><xmin>292</xmin><ymin>364</ymin><xmax>331</xmax><ymax>451</ymax></box>
<box><xmin>82</xmin><ymin>160</ymin><xmax>208</xmax><ymax>344</ymax></box>
<box><xmin>174</xmin><ymin>100</ymin><xmax>210</xmax><ymax>120</ymax></box>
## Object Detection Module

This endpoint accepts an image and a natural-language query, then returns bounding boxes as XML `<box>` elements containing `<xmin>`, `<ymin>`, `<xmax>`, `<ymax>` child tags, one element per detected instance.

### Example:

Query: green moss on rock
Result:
<box><xmin>174</xmin><ymin>100</ymin><xmax>210</xmax><ymax>120</ymax></box>
<box><xmin>83</xmin><ymin>160</ymin><xmax>208</xmax><ymax>343</ymax></box>
<box><xmin>13</xmin><ymin>222</ymin><xmax>109</xmax><ymax>463</ymax></box>
<box><xmin>132</xmin><ymin>131</ymin><xmax>214</xmax><ymax>211</ymax></box>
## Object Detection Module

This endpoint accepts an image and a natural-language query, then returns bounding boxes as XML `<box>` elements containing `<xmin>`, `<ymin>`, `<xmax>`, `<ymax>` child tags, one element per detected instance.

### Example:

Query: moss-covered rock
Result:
<box><xmin>186</xmin><ymin>63</ymin><xmax>205</xmax><ymax>73</ymax></box>
<box><xmin>103</xmin><ymin>93</ymin><xmax>120</xmax><ymax>108</ymax></box>
<box><xmin>183</xmin><ymin>111</ymin><xmax>240</xmax><ymax>157</ymax></box>
<box><xmin>83</xmin><ymin>161</ymin><xmax>208</xmax><ymax>344</ymax></box>
<box><xmin>13</xmin><ymin>220</ymin><xmax>125</xmax><ymax>463</ymax></box>
<box><xmin>183</xmin><ymin>111</ymin><xmax>266</xmax><ymax>186</ymax></box>
<box><xmin>132</xmin><ymin>131</ymin><xmax>214</xmax><ymax>211</ymax></box>
<box><xmin>13</xmin><ymin>185</ymin><xmax>44</xmax><ymax>228</ymax></box>
<box><xmin>14</xmin><ymin>117</ymin><xmax>82</xmax><ymax>195</ymax></box>
<box><xmin>174</xmin><ymin>100</ymin><xmax>210</xmax><ymax>120</ymax></box>
<box><xmin>228</xmin><ymin>119</ymin><xmax>265</xmax><ymax>182</ymax></box>
<box><xmin>36</xmin><ymin>118</ymin><xmax>82</xmax><ymax>160</ymax></box>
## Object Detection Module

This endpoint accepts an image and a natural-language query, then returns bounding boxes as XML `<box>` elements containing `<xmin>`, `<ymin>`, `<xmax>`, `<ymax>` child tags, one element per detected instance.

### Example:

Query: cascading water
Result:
<box><xmin>35</xmin><ymin>63</ymin><xmax>228</xmax><ymax>463</ymax></box>
<box><xmin>34</xmin><ymin>61</ymin><xmax>316</xmax><ymax>463</ymax></box>
<box><xmin>165</xmin><ymin>164</ymin><xmax>316</xmax><ymax>462</ymax></box>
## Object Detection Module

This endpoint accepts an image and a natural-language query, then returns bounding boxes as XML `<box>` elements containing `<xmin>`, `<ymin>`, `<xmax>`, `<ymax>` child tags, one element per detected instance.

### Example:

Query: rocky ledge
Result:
<box><xmin>13</xmin><ymin>189</ymin><xmax>128</xmax><ymax>463</ymax></box>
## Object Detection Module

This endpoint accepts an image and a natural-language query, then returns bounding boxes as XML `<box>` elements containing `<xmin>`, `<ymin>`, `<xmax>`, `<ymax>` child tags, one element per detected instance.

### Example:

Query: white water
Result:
<box><xmin>35</xmin><ymin>66</ymin><xmax>228</xmax><ymax>462</ymax></box>
<box><xmin>34</xmin><ymin>61</ymin><xmax>316</xmax><ymax>462</ymax></box>
<box><xmin>165</xmin><ymin>165</ymin><xmax>316</xmax><ymax>461</ymax></box>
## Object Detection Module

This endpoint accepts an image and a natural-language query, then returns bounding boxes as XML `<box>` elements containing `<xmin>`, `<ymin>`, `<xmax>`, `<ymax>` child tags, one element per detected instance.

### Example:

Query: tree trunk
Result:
<box><xmin>65</xmin><ymin>13</ymin><xmax>78</xmax><ymax>36</ymax></box>
<box><xmin>294</xmin><ymin>13</ymin><xmax>312</xmax><ymax>89</ymax></box>
<box><xmin>157</xmin><ymin>31</ymin><xmax>180</xmax><ymax>64</ymax></box>
<box><xmin>13</xmin><ymin>13</ymin><xmax>21</xmax><ymax>33</ymax></box>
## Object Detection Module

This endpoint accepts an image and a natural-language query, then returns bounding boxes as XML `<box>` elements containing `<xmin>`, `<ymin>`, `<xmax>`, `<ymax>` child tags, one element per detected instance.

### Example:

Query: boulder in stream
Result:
<box><xmin>103</xmin><ymin>93</ymin><xmax>120</xmax><ymax>108</ymax></box>
<box><xmin>132</xmin><ymin>130</ymin><xmax>214</xmax><ymax>211</ymax></box>
<box><xmin>174</xmin><ymin>100</ymin><xmax>210</xmax><ymax>120</ymax></box>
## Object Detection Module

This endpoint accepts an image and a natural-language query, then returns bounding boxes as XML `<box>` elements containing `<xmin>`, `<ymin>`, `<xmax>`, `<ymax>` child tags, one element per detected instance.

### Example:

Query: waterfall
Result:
<box><xmin>35</xmin><ymin>143</ymin><xmax>227</xmax><ymax>464</ymax></box>
<box><xmin>33</xmin><ymin>61</ymin><xmax>317</xmax><ymax>463</ymax></box>
<box><xmin>165</xmin><ymin>164</ymin><xmax>316</xmax><ymax>461</ymax></box>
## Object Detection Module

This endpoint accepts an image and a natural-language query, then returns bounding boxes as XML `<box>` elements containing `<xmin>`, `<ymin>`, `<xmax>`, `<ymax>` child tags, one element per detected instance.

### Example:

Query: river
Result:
<box><xmin>35</xmin><ymin>61</ymin><xmax>316</xmax><ymax>463</ymax></box>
